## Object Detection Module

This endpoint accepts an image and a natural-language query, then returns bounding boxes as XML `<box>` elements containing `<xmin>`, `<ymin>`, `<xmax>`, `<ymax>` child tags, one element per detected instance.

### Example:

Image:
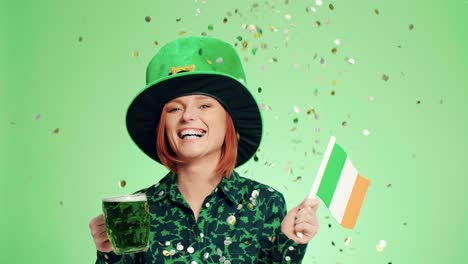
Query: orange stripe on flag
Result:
<box><xmin>341</xmin><ymin>174</ymin><xmax>370</xmax><ymax>229</ymax></box>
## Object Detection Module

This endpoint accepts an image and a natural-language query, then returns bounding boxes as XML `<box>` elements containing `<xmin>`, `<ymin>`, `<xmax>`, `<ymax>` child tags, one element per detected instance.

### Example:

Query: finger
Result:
<box><xmin>295</xmin><ymin>222</ymin><xmax>319</xmax><ymax>237</ymax></box>
<box><xmin>98</xmin><ymin>240</ymin><xmax>113</xmax><ymax>253</ymax></box>
<box><xmin>89</xmin><ymin>214</ymin><xmax>106</xmax><ymax>228</ymax></box>
<box><xmin>295</xmin><ymin>214</ymin><xmax>318</xmax><ymax>227</ymax></box>
<box><xmin>300</xmin><ymin>197</ymin><xmax>319</xmax><ymax>211</ymax></box>
<box><xmin>295</xmin><ymin>206</ymin><xmax>316</xmax><ymax>222</ymax></box>
<box><xmin>94</xmin><ymin>230</ymin><xmax>110</xmax><ymax>244</ymax></box>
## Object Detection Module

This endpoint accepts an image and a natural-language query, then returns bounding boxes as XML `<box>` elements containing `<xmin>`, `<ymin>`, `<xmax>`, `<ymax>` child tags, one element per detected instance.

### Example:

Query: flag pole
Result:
<box><xmin>296</xmin><ymin>136</ymin><xmax>336</xmax><ymax>239</ymax></box>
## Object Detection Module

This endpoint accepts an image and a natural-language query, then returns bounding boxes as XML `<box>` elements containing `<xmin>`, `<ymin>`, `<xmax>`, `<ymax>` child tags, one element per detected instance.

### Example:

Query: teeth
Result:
<box><xmin>179</xmin><ymin>129</ymin><xmax>206</xmax><ymax>139</ymax></box>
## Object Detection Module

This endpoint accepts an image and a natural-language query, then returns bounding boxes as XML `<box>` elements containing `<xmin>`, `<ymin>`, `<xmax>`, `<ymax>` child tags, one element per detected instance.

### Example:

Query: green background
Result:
<box><xmin>2</xmin><ymin>0</ymin><xmax>467</xmax><ymax>263</ymax></box>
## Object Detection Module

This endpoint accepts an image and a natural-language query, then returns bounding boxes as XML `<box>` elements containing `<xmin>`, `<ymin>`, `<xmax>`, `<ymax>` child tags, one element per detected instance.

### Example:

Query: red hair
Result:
<box><xmin>156</xmin><ymin>105</ymin><xmax>238</xmax><ymax>177</ymax></box>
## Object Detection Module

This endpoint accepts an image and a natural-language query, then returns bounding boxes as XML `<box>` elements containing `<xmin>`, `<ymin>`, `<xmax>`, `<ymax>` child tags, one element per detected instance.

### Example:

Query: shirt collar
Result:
<box><xmin>217</xmin><ymin>171</ymin><xmax>243</xmax><ymax>205</ymax></box>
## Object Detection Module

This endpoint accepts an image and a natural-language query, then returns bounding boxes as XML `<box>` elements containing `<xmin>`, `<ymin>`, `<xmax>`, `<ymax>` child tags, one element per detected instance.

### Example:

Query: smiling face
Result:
<box><xmin>164</xmin><ymin>95</ymin><xmax>228</xmax><ymax>163</ymax></box>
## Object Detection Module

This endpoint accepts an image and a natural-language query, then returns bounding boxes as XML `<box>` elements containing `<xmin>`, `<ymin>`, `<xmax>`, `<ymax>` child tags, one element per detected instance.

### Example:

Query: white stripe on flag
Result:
<box><xmin>328</xmin><ymin>158</ymin><xmax>358</xmax><ymax>223</ymax></box>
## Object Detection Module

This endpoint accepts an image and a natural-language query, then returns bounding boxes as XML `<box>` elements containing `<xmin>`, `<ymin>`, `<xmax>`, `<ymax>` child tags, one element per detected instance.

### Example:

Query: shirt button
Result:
<box><xmin>205</xmin><ymin>202</ymin><xmax>210</xmax><ymax>208</ymax></box>
<box><xmin>190</xmin><ymin>261</ymin><xmax>197</xmax><ymax>264</ymax></box>
<box><xmin>187</xmin><ymin>246</ymin><xmax>195</xmax><ymax>254</ymax></box>
<box><xmin>288</xmin><ymin>246</ymin><xmax>295</xmax><ymax>251</ymax></box>
<box><xmin>165</xmin><ymin>241</ymin><xmax>171</xmax><ymax>246</ymax></box>
<box><xmin>162</xmin><ymin>250</ymin><xmax>170</xmax><ymax>256</ymax></box>
<box><xmin>158</xmin><ymin>191</ymin><xmax>165</xmax><ymax>196</ymax></box>
<box><xmin>285</xmin><ymin>256</ymin><xmax>292</xmax><ymax>262</ymax></box>
<box><xmin>204</xmin><ymin>252</ymin><xmax>210</xmax><ymax>259</ymax></box>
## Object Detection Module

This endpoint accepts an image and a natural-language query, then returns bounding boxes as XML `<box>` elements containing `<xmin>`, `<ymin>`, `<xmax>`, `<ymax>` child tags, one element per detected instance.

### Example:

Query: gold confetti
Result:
<box><xmin>145</xmin><ymin>16</ymin><xmax>151</xmax><ymax>22</ymax></box>
<box><xmin>382</xmin><ymin>74</ymin><xmax>390</xmax><ymax>81</ymax></box>
<box><xmin>154</xmin><ymin>40</ymin><xmax>159</xmax><ymax>46</ymax></box>
<box><xmin>342</xmin><ymin>121</ymin><xmax>348</xmax><ymax>127</ymax></box>
<box><xmin>344</xmin><ymin>237</ymin><xmax>351</xmax><ymax>246</ymax></box>
<box><xmin>35</xmin><ymin>114</ymin><xmax>41</xmax><ymax>120</ymax></box>
<box><xmin>374</xmin><ymin>9</ymin><xmax>380</xmax><ymax>15</ymax></box>
<box><xmin>119</xmin><ymin>180</ymin><xmax>127</xmax><ymax>188</ymax></box>
<box><xmin>132</xmin><ymin>51</ymin><xmax>139</xmax><ymax>58</ymax></box>
<box><xmin>10</xmin><ymin>121</ymin><xmax>16</xmax><ymax>126</ymax></box>
<box><xmin>292</xmin><ymin>176</ymin><xmax>302</xmax><ymax>182</ymax></box>
<box><xmin>178</xmin><ymin>31</ymin><xmax>186</xmax><ymax>35</ymax></box>
<box><xmin>409</xmin><ymin>24</ymin><xmax>414</xmax><ymax>30</ymax></box>
<box><xmin>78</xmin><ymin>36</ymin><xmax>83</xmax><ymax>43</ymax></box>
<box><xmin>376</xmin><ymin>240</ymin><xmax>387</xmax><ymax>252</ymax></box>
<box><xmin>242</xmin><ymin>40</ymin><xmax>248</xmax><ymax>49</ymax></box>
<box><xmin>259</xmin><ymin>103</ymin><xmax>272</xmax><ymax>111</ymax></box>
<box><xmin>206</xmin><ymin>58</ymin><xmax>212</xmax><ymax>65</ymax></box>
<box><xmin>223</xmin><ymin>17</ymin><xmax>228</xmax><ymax>23</ymax></box>
<box><xmin>329</xmin><ymin>4</ymin><xmax>334</xmax><ymax>10</ymax></box>
<box><xmin>176</xmin><ymin>18</ymin><xmax>182</xmax><ymax>22</ymax></box>
<box><xmin>386</xmin><ymin>183</ymin><xmax>392</xmax><ymax>188</ymax></box>
<box><xmin>331</xmin><ymin>47</ymin><xmax>338</xmax><ymax>54</ymax></box>
<box><xmin>331</xmin><ymin>90</ymin><xmax>336</xmax><ymax>96</ymax></box>
<box><xmin>52</xmin><ymin>128</ymin><xmax>60</xmax><ymax>134</ymax></box>
<box><xmin>332</xmin><ymin>80</ymin><xmax>337</xmax><ymax>86</ymax></box>
<box><xmin>293</xmin><ymin>106</ymin><xmax>300</xmax><ymax>113</ymax></box>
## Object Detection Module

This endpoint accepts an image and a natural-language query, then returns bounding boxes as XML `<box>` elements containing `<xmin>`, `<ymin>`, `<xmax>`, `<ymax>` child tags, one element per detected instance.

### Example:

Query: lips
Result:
<box><xmin>178</xmin><ymin>129</ymin><xmax>207</xmax><ymax>139</ymax></box>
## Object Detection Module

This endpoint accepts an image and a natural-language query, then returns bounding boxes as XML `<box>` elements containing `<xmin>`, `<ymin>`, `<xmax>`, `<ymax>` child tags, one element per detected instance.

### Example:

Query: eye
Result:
<box><xmin>200</xmin><ymin>104</ymin><xmax>211</xmax><ymax>109</ymax></box>
<box><xmin>167</xmin><ymin>107</ymin><xmax>181</xmax><ymax>113</ymax></box>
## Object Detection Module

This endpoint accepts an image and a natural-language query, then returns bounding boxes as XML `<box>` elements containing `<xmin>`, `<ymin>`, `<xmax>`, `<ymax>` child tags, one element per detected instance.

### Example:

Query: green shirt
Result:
<box><xmin>96</xmin><ymin>171</ymin><xmax>308</xmax><ymax>263</ymax></box>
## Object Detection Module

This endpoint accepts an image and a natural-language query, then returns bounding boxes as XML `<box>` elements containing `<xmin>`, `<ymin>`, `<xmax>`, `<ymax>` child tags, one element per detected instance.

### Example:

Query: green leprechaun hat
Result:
<box><xmin>125</xmin><ymin>36</ymin><xmax>262</xmax><ymax>167</ymax></box>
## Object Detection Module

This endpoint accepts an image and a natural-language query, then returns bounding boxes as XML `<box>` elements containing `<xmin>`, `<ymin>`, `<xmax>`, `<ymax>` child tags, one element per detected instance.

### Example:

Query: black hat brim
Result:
<box><xmin>126</xmin><ymin>74</ymin><xmax>262</xmax><ymax>167</ymax></box>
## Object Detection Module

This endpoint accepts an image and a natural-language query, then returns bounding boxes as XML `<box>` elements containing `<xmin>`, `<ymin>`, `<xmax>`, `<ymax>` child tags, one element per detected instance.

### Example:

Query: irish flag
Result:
<box><xmin>309</xmin><ymin>136</ymin><xmax>371</xmax><ymax>229</ymax></box>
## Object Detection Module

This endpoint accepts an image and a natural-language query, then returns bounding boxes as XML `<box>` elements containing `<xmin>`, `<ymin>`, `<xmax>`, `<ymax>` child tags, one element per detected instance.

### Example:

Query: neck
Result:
<box><xmin>176</xmin><ymin>161</ymin><xmax>222</xmax><ymax>197</ymax></box>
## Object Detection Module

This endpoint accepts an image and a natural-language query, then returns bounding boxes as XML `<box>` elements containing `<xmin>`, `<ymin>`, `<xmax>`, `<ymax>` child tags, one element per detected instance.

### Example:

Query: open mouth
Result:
<box><xmin>178</xmin><ymin>129</ymin><xmax>207</xmax><ymax>139</ymax></box>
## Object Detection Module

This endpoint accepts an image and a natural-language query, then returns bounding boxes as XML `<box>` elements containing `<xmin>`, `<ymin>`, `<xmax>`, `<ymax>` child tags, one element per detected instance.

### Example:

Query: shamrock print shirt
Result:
<box><xmin>96</xmin><ymin>171</ymin><xmax>308</xmax><ymax>263</ymax></box>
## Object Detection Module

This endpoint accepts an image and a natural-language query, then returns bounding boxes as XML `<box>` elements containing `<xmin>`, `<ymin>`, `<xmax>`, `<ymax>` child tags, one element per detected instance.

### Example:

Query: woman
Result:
<box><xmin>89</xmin><ymin>36</ymin><xmax>319</xmax><ymax>263</ymax></box>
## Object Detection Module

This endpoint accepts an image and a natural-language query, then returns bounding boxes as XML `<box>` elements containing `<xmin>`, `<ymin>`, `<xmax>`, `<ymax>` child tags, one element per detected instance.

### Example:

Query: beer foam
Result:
<box><xmin>103</xmin><ymin>193</ymin><xmax>147</xmax><ymax>202</ymax></box>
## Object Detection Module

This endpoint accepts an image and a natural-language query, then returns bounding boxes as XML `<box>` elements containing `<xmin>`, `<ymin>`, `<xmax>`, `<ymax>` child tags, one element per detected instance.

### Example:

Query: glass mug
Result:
<box><xmin>102</xmin><ymin>193</ymin><xmax>150</xmax><ymax>254</ymax></box>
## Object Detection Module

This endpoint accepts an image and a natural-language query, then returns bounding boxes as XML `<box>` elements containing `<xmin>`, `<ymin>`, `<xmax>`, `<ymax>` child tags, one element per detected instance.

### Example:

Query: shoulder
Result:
<box><xmin>132</xmin><ymin>172</ymin><xmax>173</xmax><ymax>201</ymax></box>
<box><xmin>234</xmin><ymin>172</ymin><xmax>286</xmax><ymax>205</ymax></box>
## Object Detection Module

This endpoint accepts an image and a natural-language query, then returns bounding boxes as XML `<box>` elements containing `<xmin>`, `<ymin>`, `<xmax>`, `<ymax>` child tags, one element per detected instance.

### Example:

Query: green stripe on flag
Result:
<box><xmin>317</xmin><ymin>143</ymin><xmax>347</xmax><ymax>207</ymax></box>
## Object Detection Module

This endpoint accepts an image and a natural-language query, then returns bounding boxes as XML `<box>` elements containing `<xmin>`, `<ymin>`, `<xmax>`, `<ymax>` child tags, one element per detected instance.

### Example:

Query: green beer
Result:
<box><xmin>102</xmin><ymin>193</ymin><xmax>150</xmax><ymax>255</ymax></box>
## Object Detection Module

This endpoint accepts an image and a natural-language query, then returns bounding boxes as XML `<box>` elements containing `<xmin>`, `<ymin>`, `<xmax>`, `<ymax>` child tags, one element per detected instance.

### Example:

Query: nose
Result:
<box><xmin>181</xmin><ymin>107</ymin><xmax>197</xmax><ymax>121</ymax></box>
